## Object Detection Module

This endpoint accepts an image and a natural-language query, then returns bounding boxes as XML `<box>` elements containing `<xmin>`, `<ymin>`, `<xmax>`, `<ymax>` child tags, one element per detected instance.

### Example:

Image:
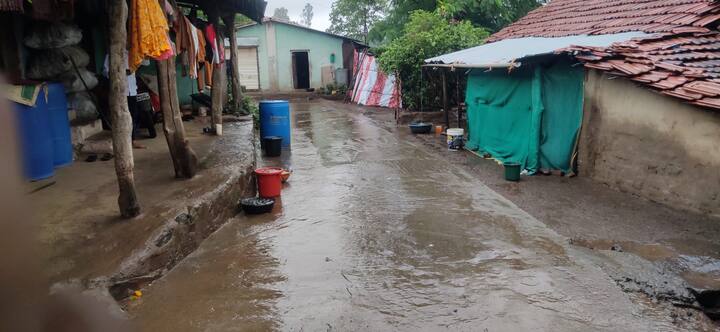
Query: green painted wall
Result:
<box><xmin>274</xmin><ymin>23</ymin><xmax>343</xmax><ymax>90</ymax></box>
<box><xmin>236</xmin><ymin>22</ymin><xmax>345</xmax><ymax>91</ymax></box>
<box><xmin>136</xmin><ymin>61</ymin><xmax>197</xmax><ymax>105</ymax></box>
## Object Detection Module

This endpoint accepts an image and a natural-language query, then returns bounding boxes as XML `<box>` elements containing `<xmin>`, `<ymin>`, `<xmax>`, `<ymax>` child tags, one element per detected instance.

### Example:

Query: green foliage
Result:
<box><xmin>320</xmin><ymin>83</ymin><xmax>348</xmax><ymax>96</ymax></box>
<box><xmin>301</xmin><ymin>3</ymin><xmax>314</xmax><ymax>27</ymax></box>
<box><xmin>369</xmin><ymin>0</ymin><xmax>545</xmax><ymax>45</ymax></box>
<box><xmin>368</xmin><ymin>0</ymin><xmax>437</xmax><ymax>45</ymax></box>
<box><xmin>327</xmin><ymin>0</ymin><xmax>387</xmax><ymax>43</ymax></box>
<box><xmin>447</xmin><ymin>0</ymin><xmax>547</xmax><ymax>32</ymax></box>
<box><xmin>240</xmin><ymin>95</ymin><xmax>259</xmax><ymax>125</ymax></box>
<box><xmin>377</xmin><ymin>10</ymin><xmax>488</xmax><ymax>110</ymax></box>
<box><xmin>272</xmin><ymin>7</ymin><xmax>290</xmax><ymax>21</ymax></box>
<box><xmin>235</xmin><ymin>14</ymin><xmax>255</xmax><ymax>26</ymax></box>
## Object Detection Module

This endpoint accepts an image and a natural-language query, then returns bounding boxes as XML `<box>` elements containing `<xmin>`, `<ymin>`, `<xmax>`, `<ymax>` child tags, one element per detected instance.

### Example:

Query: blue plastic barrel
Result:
<box><xmin>13</xmin><ymin>88</ymin><xmax>55</xmax><ymax>181</ymax></box>
<box><xmin>47</xmin><ymin>83</ymin><xmax>72</xmax><ymax>167</ymax></box>
<box><xmin>259</xmin><ymin>100</ymin><xmax>291</xmax><ymax>147</ymax></box>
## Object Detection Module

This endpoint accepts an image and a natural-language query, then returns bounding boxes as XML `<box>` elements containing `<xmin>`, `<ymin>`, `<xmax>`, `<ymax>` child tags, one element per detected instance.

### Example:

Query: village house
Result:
<box><xmin>232</xmin><ymin>17</ymin><xmax>365</xmax><ymax>92</ymax></box>
<box><xmin>427</xmin><ymin>0</ymin><xmax>720</xmax><ymax>217</ymax></box>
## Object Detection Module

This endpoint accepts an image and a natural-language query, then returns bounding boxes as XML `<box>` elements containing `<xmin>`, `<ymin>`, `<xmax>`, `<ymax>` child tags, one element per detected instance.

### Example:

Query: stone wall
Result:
<box><xmin>579</xmin><ymin>69</ymin><xmax>720</xmax><ymax>217</ymax></box>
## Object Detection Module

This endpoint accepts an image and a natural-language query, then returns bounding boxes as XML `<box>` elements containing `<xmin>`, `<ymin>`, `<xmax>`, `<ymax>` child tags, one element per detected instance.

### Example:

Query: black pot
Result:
<box><xmin>240</xmin><ymin>197</ymin><xmax>275</xmax><ymax>214</ymax></box>
<box><xmin>409</xmin><ymin>122</ymin><xmax>433</xmax><ymax>134</ymax></box>
<box><xmin>262</xmin><ymin>136</ymin><xmax>283</xmax><ymax>157</ymax></box>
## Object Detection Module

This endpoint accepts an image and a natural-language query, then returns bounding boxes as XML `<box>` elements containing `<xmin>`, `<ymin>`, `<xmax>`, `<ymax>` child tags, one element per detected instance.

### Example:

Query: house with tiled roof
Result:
<box><xmin>426</xmin><ymin>0</ymin><xmax>720</xmax><ymax>216</ymax></box>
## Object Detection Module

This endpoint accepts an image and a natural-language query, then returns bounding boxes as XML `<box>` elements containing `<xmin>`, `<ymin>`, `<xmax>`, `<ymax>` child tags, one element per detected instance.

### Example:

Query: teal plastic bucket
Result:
<box><xmin>504</xmin><ymin>162</ymin><xmax>521</xmax><ymax>182</ymax></box>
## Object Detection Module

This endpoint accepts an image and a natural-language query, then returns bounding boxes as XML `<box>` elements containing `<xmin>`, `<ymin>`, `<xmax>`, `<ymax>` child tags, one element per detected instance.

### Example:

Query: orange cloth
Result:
<box><xmin>197</xmin><ymin>28</ymin><xmax>213</xmax><ymax>89</ymax></box>
<box><xmin>129</xmin><ymin>0</ymin><xmax>173</xmax><ymax>71</ymax></box>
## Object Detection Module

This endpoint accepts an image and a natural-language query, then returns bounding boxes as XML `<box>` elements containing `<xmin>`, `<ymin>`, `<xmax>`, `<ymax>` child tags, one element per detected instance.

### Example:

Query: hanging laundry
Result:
<box><xmin>204</xmin><ymin>24</ymin><xmax>224</xmax><ymax>65</ymax></box>
<box><xmin>197</xmin><ymin>28</ymin><xmax>212</xmax><ymax>89</ymax></box>
<box><xmin>173</xmin><ymin>15</ymin><xmax>194</xmax><ymax>77</ymax></box>
<box><xmin>129</xmin><ymin>0</ymin><xmax>173</xmax><ymax>72</ymax></box>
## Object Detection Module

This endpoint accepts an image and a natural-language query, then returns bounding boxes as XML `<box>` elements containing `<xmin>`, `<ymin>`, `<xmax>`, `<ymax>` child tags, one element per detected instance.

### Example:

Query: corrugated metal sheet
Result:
<box><xmin>352</xmin><ymin>51</ymin><xmax>402</xmax><ymax>108</ymax></box>
<box><xmin>425</xmin><ymin>32</ymin><xmax>648</xmax><ymax>68</ymax></box>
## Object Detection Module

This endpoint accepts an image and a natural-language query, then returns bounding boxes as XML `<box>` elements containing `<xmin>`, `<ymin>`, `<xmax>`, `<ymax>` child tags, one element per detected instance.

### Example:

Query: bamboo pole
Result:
<box><xmin>157</xmin><ymin>56</ymin><xmax>198</xmax><ymax>178</ymax></box>
<box><xmin>108</xmin><ymin>0</ymin><xmax>140</xmax><ymax>218</ymax></box>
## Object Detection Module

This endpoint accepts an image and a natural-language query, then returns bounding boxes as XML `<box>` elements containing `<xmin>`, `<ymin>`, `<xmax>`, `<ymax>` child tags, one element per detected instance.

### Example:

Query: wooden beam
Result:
<box><xmin>108</xmin><ymin>0</ymin><xmax>140</xmax><ymax>218</ymax></box>
<box><xmin>456</xmin><ymin>70</ymin><xmax>461</xmax><ymax>128</ymax></box>
<box><xmin>223</xmin><ymin>15</ymin><xmax>243</xmax><ymax>115</ymax></box>
<box><xmin>442</xmin><ymin>69</ymin><xmax>449</xmax><ymax>128</ymax></box>
<box><xmin>207</xmin><ymin>12</ymin><xmax>225</xmax><ymax>135</ymax></box>
<box><xmin>210</xmin><ymin>61</ymin><xmax>226</xmax><ymax>135</ymax></box>
<box><xmin>157</xmin><ymin>56</ymin><xmax>198</xmax><ymax>178</ymax></box>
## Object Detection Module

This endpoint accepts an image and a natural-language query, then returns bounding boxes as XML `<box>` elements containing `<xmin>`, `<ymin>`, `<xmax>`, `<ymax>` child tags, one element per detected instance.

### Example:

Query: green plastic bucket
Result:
<box><xmin>504</xmin><ymin>162</ymin><xmax>521</xmax><ymax>182</ymax></box>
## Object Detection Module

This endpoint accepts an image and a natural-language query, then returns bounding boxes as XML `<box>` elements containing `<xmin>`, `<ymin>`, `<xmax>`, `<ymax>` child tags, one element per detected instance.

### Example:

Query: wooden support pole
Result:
<box><xmin>157</xmin><ymin>56</ymin><xmax>198</xmax><ymax>178</ymax></box>
<box><xmin>442</xmin><ymin>69</ymin><xmax>449</xmax><ymax>129</ymax></box>
<box><xmin>456</xmin><ymin>70</ymin><xmax>461</xmax><ymax>127</ymax></box>
<box><xmin>223</xmin><ymin>15</ymin><xmax>243</xmax><ymax>114</ymax></box>
<box><xmin>210</xmin><ymin>61</ymin><xmax>226</xmax><ymax>135</ymax></box>
<box><xmin>108</xmin><ymin>0</ymin><xmax>140</xmax><ymax>218</ymax></box>
<box><xmin>209</xmin><ymin>15</ymin><xmax>226</xmax><ymax>135</ymax></box>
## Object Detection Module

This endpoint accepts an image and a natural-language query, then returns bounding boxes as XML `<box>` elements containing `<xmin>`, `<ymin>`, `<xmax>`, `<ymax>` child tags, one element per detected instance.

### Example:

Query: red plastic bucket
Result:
<box><xmin>255</xmin><ymin>167</ymin><xmax>283</xmax><ymax>198</ymax></box>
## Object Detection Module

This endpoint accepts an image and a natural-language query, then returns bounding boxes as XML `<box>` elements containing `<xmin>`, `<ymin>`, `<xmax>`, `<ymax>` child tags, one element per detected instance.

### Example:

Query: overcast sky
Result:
<box><xmin>265</xmin><ymin>0</ymin><xmax>332</xmax><ymax>31</ymax></box>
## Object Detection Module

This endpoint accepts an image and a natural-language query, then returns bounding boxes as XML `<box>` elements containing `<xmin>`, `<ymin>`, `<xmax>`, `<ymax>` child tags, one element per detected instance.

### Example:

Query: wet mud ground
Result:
<box><xmin>128</xmin><ymin>100</ymin><xmax>718</xmax><ymax>331</ymax></box>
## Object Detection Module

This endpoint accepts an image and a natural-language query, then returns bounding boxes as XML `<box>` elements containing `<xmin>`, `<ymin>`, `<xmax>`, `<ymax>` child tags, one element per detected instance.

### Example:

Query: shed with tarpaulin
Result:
<box><xmin>425</xmin><ymin>0</ymin><xmax>720</xmax><ymax>215</ymax></box>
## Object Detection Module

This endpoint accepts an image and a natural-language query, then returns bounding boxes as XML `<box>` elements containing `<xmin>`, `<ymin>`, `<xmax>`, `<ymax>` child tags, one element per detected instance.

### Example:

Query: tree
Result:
<box><xmin>272</xmin><ymin>7</ymin><xmax>290</xmax><ymax>22</ymax></box>
<box><xmin>328</xmin><ymin>0</ymin><xmax>387</xmax><ymax>43</ymax></box>
<box><xmin>378</xmin><ymin>10</ymin><xmax>488</xmax><ymax>110</ymax></box>
<box><xmin>369</xmin><ymin>0</ymin><xmax>545</xmax><ymax>45</ymax></box>
<box><xmin>369</xmin><ymin>0</ymin><xmax>436</xmax><ymax>45</ymax></box>
<box><xmin>447</xmin><ymin>0</ymin><xmax>547</xmax><ymax>32</ymax></box>
<box><xmin>301</xmin><ymin>3</ymin><xmax>314</xmax><ymax>27</ymax></box>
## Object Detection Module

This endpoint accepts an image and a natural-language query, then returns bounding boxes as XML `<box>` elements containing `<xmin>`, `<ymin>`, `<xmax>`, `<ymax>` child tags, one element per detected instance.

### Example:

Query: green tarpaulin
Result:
<box><xmin>464</xmin><ymin>58</ymin><xmax>584</xmax><ymax>174</ymax></box>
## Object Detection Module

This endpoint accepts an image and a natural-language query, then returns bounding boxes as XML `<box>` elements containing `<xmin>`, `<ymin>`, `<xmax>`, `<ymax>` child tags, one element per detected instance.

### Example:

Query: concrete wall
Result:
<box><xmin>579</xmin><ymin>69</ymin><xmax>720</xmax><ymax>217</ymax></box>
<box><xmin>236</xmin><ymin>22</ymin><xmax>344</xmax><ymax>91</ymax></box>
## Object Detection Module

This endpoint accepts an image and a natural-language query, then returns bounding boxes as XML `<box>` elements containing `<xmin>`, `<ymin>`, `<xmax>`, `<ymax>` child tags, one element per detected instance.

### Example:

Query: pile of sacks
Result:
<box><xmin>25</xmin><ymin>22</ymin><xmax>98</xmax><ymax>122</ymax></box>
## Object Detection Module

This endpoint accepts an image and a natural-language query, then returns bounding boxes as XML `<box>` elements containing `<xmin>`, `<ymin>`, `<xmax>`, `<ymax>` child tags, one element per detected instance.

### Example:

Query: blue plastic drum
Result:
<box><xmin>259</xmin><ymin>100</ymin><xmax>291</xmax><ymax>147</ymax></box>
<box><xmin>13</xmin><ymin>88</ymin><xmax>55</xmax><ymax>181</ymax></box>
<box><xmin>47</xmin><ymin>83</ymin><xmax>72</xmax><ymax>167</ymax></box>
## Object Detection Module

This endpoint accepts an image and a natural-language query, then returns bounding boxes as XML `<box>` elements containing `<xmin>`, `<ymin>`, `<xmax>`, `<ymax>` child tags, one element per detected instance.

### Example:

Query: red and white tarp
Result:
<box><xmin>351</xmin><ymin>50</ymin><xmax>402</xmax><ymax>109</ymax></box>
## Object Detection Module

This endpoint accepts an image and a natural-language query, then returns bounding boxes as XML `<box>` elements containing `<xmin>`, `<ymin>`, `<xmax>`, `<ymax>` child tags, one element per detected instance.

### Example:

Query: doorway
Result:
<box><xmin>292</xmin><ymin>51</ymin><xmax>310</xmax><ymax>89</ymax></box>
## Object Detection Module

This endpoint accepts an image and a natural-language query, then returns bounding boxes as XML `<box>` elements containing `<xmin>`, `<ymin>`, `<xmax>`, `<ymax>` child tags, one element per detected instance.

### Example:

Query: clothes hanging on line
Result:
<box><xmin>204</xmin><ymin>24</ymin><xmax>224</xmax><ymax>65</ymax></box>
<box><xmin>129</xmin><ymin>0</ymin><xmax>173</xmax><ymax>72</ymax></box>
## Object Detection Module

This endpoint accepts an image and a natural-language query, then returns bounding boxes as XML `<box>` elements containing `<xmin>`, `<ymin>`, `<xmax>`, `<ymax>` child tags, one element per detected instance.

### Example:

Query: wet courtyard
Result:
<box><xmin>128</xmin><ymin>101</ymin><xmax>710</xmax><ymax>331</ymax></box>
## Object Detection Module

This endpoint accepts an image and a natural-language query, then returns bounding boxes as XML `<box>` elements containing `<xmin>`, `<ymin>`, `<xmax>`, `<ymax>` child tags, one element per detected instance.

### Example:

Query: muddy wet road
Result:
<box><xmin>129</xmin><ymin>101</ymin><xmax>691</xmax><ymax>331</ymax></box>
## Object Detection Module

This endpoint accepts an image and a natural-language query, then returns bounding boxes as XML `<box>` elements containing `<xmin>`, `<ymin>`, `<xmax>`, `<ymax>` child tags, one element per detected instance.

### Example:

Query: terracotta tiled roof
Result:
<box><xmin>489</xmin><ymin>0</ymin><xmax>720</xmax><ymax>43</ymax></box>
<box><xmin>566</xmin><ymin>32</ymin><xmax>720</xmax><ymax>110</ymax></box>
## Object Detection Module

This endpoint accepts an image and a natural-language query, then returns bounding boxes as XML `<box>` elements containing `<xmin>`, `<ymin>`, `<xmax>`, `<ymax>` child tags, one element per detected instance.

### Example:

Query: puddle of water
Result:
<box><xmin>128</xmin><ymin>101</ymin><xmax>709</xmax><ymax>331</ymax></box>
<box><xmin>571</xmin><ymin>239</ymin><xmax>678</xmax><ymax>262</ymax></box>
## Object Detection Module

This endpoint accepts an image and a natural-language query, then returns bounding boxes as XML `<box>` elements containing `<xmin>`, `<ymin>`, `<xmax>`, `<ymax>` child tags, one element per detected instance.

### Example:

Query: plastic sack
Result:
<box><xmin>24</xmin><ymin>22</ymin><xmax>83</xmax><ymax>49</ymax></box>
<box><xmin>60</xmin><ymin>68</ymin><xmax>98</xmax><ymax>93</ymax></box>
<box><xmin>68</xmin><ymin>92</ymin><xmax>99</xmax><ymax>121</ymax></box>
<box><xmin>27</xmin><ymin>46</ymin><xmax>90</xmax><ymax>80</ymax></box>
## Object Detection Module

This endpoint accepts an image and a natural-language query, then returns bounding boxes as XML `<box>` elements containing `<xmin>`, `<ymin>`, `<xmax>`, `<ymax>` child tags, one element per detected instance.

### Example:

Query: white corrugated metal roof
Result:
<box><xmin>424</xmin><ymin>32</ymin><xmax>649</xmax><ymax>68</ymax></box>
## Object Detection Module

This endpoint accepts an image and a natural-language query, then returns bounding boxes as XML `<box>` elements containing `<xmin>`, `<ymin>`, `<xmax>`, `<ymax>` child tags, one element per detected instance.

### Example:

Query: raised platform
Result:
<box><xmin>32</xmin><ymin>116</ymin><xmax>256</xmax><ymax>298</ymax></box>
